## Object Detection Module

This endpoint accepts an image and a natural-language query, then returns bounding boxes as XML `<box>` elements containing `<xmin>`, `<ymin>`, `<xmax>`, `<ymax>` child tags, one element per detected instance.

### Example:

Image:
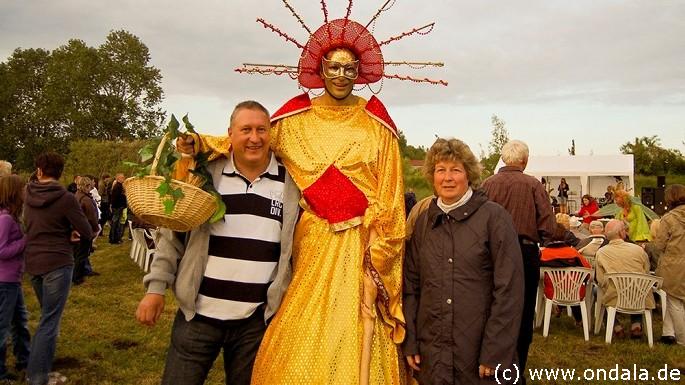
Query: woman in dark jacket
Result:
<box><xmin>72</xmin><ymin>176</ymin><xmax>100</xmax><ymax>284</ymax></box>
<box><xmin>403</xmin><ymin>138</ymin><xmax>524</xmax><ymax>385</ymax></box>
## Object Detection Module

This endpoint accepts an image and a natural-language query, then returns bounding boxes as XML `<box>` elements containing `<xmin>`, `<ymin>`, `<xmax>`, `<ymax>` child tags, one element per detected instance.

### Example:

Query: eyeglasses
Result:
<box><xmin>321</xmin><ymin>57</ymin><xmax>359</xmax><ymax>80</ymax></box>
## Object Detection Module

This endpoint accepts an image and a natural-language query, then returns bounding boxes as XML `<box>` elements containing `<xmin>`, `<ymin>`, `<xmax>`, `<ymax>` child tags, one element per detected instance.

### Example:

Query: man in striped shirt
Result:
<box><xmin>135</xmin><ymin>101</ymin><xmax>300</xmax><ymax>385</ymax></box>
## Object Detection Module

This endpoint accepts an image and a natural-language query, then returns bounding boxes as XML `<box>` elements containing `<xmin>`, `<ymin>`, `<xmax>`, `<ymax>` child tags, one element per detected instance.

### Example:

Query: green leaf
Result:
<box><xmin>170</xmin><ymin>186</ymin><xmax>185</xmax><ymax>200</ymax></box>
<box><xmin>167</xmin><ymin>114</ymin><xmax>180</xmax><ymax>139</ymax></box>
<box><xmin>139</xmin><ymin>146</ymin><xmax>154</xmax><ymax>162</ymax></box>
<box><xmin>182</xmin><ymin>114</ymin><xmax>197</xmax><ymax>134</ymax></box>
<box><xmin>163</xmin><ymin>198</ymin><xmax>175</xmax><ymax>215</ymax></box>
<box><xmin>122</xmin><ymin>161</ymin><xmax>140</xmax><ymax>168</ymax></box>
<box><xmin>208</xmin><ymin>193</ymin><xmax>227</xmax><ymax>223</ymax></box>
<box><xmin>155</xmin><ymin>181</ymin><xmax>170</xmax><ymax>196</ymax></box>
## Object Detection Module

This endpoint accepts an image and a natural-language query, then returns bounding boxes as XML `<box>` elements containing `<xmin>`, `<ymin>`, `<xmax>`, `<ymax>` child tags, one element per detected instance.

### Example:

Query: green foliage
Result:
<box><xmin>402</xmin><ymin>157</ymin><xmax>433</xmax><ymax>200</ymax></box>
<box><xmin>0</xmin><ymin>30</ymin><xmax>164</xmax><ymax>172</ymax></box>
<box><xmin>620</xmin><ymin>136</ymin><xmax>685</xmax><ymax>175</ymax></box>
<box><xmin>63</xmin><ymin>138</ymin><xmax>148</xmax><ymax>182</ymax></box>
<box><xmin>397</xmin><ymin>130</ymin><xmax>427</xmax><ymax>161</ymax></box>
<box><xmin>480</xmin><ymin>114</ymin><xmax>510</xmax><ymax>178</ymax></box>
<box><xmin>127</xmin><ymin>115</ymin><xmax>226</xmax><ymax>221</ymax></box>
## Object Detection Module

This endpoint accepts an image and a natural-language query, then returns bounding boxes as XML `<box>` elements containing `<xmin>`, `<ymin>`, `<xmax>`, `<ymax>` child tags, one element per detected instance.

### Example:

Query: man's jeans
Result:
<box><xmin>109</xmin><ymin>207</ymin><xmax>124</xmax><ymax>244</ymax></box>
<box><xmin>161</xmin><ymin>309</ymin><xmax>267</xmax><ymax>385</ymax></box>
<box><xmin>0</xmin><ymin>282</ymin><xmax>31</xmax><ymax>379</ymax></box>
<box><xmin>27</xmin><ymin>266</ymin><xmax>73</xmax><ymax>385</ymax></box>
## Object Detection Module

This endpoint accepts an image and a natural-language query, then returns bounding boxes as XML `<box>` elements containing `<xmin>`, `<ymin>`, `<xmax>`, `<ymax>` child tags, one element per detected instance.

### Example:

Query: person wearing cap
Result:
<box><xmin>175</xmin><ymin>21</ymin><xmax>410</xmax><ymax>385</ymax></box>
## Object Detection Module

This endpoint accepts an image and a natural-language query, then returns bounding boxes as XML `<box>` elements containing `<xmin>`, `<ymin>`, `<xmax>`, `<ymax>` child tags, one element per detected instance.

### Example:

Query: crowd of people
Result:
<box><xmin>0</xmin><ymin>157</ymin><xmax>133</xmax><ymax>385</ymax></box>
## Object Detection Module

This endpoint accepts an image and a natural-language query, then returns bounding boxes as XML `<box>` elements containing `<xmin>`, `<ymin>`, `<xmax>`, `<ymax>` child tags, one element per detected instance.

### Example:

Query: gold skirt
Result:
<box><xmin>251</xmin><ymin>211</ymin><xmax>405</xmax><ymax>384</ymax></box>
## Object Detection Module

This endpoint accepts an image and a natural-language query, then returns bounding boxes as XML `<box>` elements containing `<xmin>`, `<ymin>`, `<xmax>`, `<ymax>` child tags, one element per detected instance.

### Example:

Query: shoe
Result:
<box><xmin>72</xmin><ymin>277</ymin><xmax>85</xmax><ymax>286</ymax></box>
<box><xmin>660</xmin><ymin>335</ymin><xmax>677</xmax><ymax>345</ymax></box>
<box><xmin>613</xmin><ymin>325</ymin><xmax>625</xmax><ymax>339</ymax></box>
<box><xmin>48</xmin><ymin>372</ymin><xmax>67</xmax><ymax>385</ymax></box>
<box><xmin>87</xmin><ymin>271</ymin><xmax>101</xmax><ymax>276</ymax></box>
<box><xmin>630</xmin><ymin>324</ymin><xmax>643</xmax><ymax>339</ymax></box>
<box><xmin>575</xmin><ymin>320</ymin><xmax>584</xmax><ymax>328</ymax></box>
<box><xmin>552</xmin><ymin>305</ymin><xmax>562</xmax><ymax>318</ymax></box>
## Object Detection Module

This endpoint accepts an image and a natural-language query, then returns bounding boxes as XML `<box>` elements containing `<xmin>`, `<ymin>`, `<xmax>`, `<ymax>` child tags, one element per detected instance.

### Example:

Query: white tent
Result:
<box><xmin>496</xmin><ymin>154</ymin><xmax>634</xmax><ymax>212</ymax></box>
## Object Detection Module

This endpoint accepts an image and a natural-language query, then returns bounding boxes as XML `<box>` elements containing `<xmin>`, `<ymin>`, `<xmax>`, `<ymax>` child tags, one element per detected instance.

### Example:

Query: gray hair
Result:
<box><xmin>604</xmin><ymin>219</ymin><xmax>625</xmax><ymax>240</ymax></box>
<box><xmin>501</xmin><ymin>140</ymin><xmax>529</xmax><ymax>166</ymax></box>
<box><xmin>589</xmin><ymin>220</ymin><xmax>604</xmax><ymax>230</ymax></box>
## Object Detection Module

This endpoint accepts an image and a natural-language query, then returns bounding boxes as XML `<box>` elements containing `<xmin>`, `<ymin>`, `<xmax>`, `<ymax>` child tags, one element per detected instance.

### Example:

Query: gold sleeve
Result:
<box><xmin>171</xmin><ymin>133</ymin><xmax>230</xmax><ymax>182</ymax></box>
<box><xmin>365</xmin><ymin>129</ymin><xmax>407</xmax><ymax>343</ymax></box>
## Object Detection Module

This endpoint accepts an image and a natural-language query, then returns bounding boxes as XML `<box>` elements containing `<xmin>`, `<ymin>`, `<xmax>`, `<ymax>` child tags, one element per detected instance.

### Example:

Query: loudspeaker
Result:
<box><xmin>641</xmin><ymin>187</ymin><xmax>655</xmax><ymax>207</ymax></box>
<box><xmin>657</xmin><ymin>175</ymin><xmax>666</xmax><ymax>188</ymax></box>
<box><xmin>654</xmin><ymin>187</ymin><xmax>667</xmax><ymax>215</ymax></box>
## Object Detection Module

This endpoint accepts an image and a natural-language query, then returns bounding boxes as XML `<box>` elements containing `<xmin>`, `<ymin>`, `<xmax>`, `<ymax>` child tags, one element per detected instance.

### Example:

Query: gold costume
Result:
<box><xmin>193</xmin><ymin>97</ymin><xmax>406</xmax><ymax>384</ymax></box>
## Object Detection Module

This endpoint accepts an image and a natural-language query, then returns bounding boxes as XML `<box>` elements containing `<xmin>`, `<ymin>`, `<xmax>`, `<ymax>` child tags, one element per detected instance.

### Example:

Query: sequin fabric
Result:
<box><xmin>302</xmin><ymin>164</ymin><xmax>369</xmax><ymax>226</ymax></box>
<box><xmin>189</xmin><ymin>96</ymin><xmax>407</xmax><ymax>384</ymax></box>
<box><xmin>258</xmin><ymin>97</ymin><xmax>406</xmax><ymax>384</ymax></box>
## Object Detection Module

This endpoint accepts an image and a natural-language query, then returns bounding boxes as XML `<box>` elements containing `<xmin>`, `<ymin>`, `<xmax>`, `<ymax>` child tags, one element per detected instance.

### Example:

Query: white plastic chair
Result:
<box><xmin>128</xmin><ymin>221</ymin><xmax>143</xmax><ymax>263</ymax></box>
<box><xmin>598</xmin><ymin>273</ymin><xmax>663</xmax><ymax>347</ymax></box>
<box><xmin>541</xmin><ymin>267</ymin><xmax>593</xmax><ymax>341</ymax></box>
<box><xmin>130</xmin><ymin>228</ymin><xmax>155</xmax><ymax>272</ymax></box>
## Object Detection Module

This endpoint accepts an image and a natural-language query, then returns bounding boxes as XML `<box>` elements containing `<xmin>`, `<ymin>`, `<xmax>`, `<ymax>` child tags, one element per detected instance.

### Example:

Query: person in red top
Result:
<box><xmin>541</xmin><ymin>223</ymin><xmax>592</xmax><ymax>325</ymax></box>
<box><xmin>577</xmin><ymin>194</ymin><xmax>600</xmax><ymax>228</ymax></box>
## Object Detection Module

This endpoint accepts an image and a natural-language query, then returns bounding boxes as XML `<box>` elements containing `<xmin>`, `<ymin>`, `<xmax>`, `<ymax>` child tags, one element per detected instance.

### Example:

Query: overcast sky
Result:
<box><xmin>2</xmin><ymin>0</ymin><xmax>684</xmax><ymax>156</ymax></box>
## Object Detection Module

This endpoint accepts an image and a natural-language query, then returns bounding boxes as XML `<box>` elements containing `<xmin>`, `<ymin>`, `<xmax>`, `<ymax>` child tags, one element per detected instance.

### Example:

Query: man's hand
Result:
<box><xmin>479</xmin><ymin>364</ymin><xmax>495</xmax><ymax>379</ymax></box>
<box><xmin>176</xmin><ymin>134</ymin><xmax>196</xmax><ymax>156</ymax></box>
<box><xmin>69</xmin><ymin>230</ymin><xmax>81</xmax><ymax>243</ymax></box>
<box><xmin>135</xmin><ymin>293</ymin><xmax>165</xmax><ymax>326</ymax></box>
<box><xmin>406</xmin><ymin>355</ymin><xmax>421</xmax><ymax>371</ymax></box>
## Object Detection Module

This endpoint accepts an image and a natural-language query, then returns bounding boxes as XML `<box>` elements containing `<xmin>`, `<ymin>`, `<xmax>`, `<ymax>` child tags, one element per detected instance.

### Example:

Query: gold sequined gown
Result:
<box><xmin>190</xmin><ymin>96</ymin><xmax>407</xmax><ymax>384</ymax></box>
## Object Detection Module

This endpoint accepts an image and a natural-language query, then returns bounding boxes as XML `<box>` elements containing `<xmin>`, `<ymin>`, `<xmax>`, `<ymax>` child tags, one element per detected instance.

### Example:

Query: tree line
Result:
<box><xmin>0</xmin><ymin>30</ymin><xmax>164</xmax><ymax>171</ymax></box>
<box><xmin>3</xmin><ymin>31</ymin><xmax>682</xmax><ymax>182</ymax></box>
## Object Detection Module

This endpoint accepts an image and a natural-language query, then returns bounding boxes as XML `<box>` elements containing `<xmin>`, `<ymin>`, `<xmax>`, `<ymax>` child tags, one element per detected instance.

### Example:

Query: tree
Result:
<box><xmin>0</xmin><ymin>48</ymin><xmax>53</xmax><ymax>170</ymax></box>
<box><xmin>620</xmin><ymin>136</ymin><xmax>685</xmax><ymax>175</ymax></box>
<box><xmin>480</xmin><ymin>114</ymin><xmax>510</xmax><ymax>177</ymax></box>
<box><xmin>568</xmin><ymin>139</ymin><xmax>576</xmax><ymax>155</ymax></box>
<box><xmin>63</xmin><ymin>138</ymin><xmax>148</xmax><ymax>182</ymax></box>
<box><xmin>0</xmin><ymin>30</ymin><xmax>164</xmax><ymax>171</ymax></box>
<box><xmin>397</xmin><ymin>130</ymin><xmax>427</xmax><ymax>160</ymax></box>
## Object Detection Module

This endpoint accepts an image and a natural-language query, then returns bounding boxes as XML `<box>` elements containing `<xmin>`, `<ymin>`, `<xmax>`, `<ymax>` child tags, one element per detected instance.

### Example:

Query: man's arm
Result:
<box><xmin>136</xmin><ymin>228</ymin><xmax>186</xmax><ymax>326</ymax></box>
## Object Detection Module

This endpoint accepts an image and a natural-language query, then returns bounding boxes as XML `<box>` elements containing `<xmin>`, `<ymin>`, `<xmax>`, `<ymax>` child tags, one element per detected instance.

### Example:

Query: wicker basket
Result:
<box><xmin>124</xmin><ymin>134</ymin><xmax>218</xmax><ymax>232</ymax></box>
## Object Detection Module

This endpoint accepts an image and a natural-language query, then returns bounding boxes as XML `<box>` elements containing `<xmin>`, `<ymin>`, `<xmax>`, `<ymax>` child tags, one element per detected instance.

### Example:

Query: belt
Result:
<box><xmin>520</xmin><ymin>238</ymin><xmax>538</xmax><ymax>246</ymax></box>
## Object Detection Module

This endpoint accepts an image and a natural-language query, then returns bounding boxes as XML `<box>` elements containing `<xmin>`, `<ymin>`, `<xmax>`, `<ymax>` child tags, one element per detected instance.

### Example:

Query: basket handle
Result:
<box><xmin>149</xmin><ymin>133</ymin><xmax>170</xmax><ymax>177</ymax></box>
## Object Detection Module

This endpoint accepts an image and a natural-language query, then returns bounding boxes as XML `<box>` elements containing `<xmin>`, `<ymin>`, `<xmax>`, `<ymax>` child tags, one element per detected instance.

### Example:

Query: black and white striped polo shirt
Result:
<box><xmin>195</xmin><ymin>152</ymin><xmax>285</xmax><ymax>321</ymax></box>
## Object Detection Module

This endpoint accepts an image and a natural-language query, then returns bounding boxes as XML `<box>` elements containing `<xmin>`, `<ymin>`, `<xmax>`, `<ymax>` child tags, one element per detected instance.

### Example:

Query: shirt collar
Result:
<box><xmin>498</xmin><ymin>165</ymin><xmax>524</xmax><ymax>173</ymax></box>
<box><xmin>223</xmin><ymin>152</ymin><xmax>278</xmax><ymax>177</ymax></box>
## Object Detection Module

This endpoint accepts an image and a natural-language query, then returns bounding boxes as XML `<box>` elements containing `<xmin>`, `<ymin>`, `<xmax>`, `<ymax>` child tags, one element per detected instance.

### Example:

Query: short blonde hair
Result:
<box><xmin>77</xmin><ymin>176</ymin><xmax>93</xmax><ymax>193</ymax></box>
<box><xmin>501</xmin><ymin>140</ymin><xmax>529</xmax><ymax>166</ymax></box>
<box><xmin>555</xmin><ymin>213</ymin><xmax>570</xmax><ymax>230</ymax></box>
<box><xmin>423</xmin><ymin>138</ymin><xmax>482</xmax><ymax>186</ymax></box>
<box><xmin>0</xmin><ymin>160</ymin><xmax>11</xmax><ymax>178</ymax></box>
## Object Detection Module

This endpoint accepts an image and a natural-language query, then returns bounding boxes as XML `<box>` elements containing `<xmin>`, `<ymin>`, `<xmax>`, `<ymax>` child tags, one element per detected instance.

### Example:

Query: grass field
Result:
<box><xmin>9</xmin><ymin>238</ymin><xmax>685</xmax><ymax>384</ymax></box>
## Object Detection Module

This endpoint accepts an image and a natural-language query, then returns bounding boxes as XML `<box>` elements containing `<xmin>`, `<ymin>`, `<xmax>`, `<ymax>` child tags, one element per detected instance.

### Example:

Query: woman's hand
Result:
<box><xmin>406</xmin><ymin>355</ymin><xmax>421</xmax><ymax>371</ymax></box>
<box><xmin>479</xmin><ymin>364</ymin><xmax>495</xmax><ymax>379</ymax></box>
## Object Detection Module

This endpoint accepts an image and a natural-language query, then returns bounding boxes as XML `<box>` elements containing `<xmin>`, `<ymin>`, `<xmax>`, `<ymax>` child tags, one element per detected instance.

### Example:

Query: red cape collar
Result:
<box><xmin>271</xmin><ymin>93</ymin><xmax>398</xmax><ymax>138</ymax></box>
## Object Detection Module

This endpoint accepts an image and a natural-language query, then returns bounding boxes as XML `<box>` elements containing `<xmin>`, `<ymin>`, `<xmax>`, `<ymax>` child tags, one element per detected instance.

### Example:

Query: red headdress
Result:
<box><xmin>236</xmin><ymin>0</ymin><xmax>447</xmax><ymax>92</ymax></box>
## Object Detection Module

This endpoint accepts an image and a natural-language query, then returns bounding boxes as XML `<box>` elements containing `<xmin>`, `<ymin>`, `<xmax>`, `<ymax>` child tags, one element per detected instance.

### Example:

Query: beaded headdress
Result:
<box><xmin>235</xmin><ymin>0</ymin><xmax>447</xmax><ymax>93</ymax></box>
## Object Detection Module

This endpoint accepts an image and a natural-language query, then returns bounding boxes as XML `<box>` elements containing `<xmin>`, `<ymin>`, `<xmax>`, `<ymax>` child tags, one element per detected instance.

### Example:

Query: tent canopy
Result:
<box><xmin>495</xmin><ymin>154</ymin><xmax>635</xmax><ymax>211</ymax></box>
